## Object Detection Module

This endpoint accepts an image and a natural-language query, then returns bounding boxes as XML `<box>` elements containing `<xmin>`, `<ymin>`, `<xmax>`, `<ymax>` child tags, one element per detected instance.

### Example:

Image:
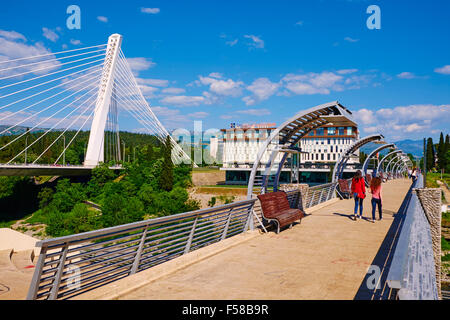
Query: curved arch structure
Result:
<box><xmin>246</xmin><ymin>101</ymin><xmax>356</xmax><ymax>199</ymax></box>
<box><xmin>362</xmin><ymin>143</ymin><xmax>395</xmax><ymax>181</ymax></box>
<box><xmin>386</xmin><ymin>153</ymin><xmax>406</xmax><ymax>174</ymax></box>
<box><xmin>393</xmin><ymin>157</ymin><xmax>412</xmax><ymax>176</ymax></box>
<box><xmin>377</xmin><ymin>149</ymin><xmax>403</xmax><ymax>173</ymax></box>
<box><xmin>331</xmin><ymin>134</ymin><xmax>385</xmax><ymax>183</ymax></box>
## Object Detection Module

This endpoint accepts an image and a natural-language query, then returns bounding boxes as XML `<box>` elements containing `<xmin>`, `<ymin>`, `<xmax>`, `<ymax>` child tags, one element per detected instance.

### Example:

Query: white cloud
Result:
<box><xmin>243</xmin><ymin>77</ymin><xmax>280</xmax><ymax>105</ymax></box>
<box><xmin>138</xmin><ymin>85</ymin><xmax>159</xmax><ymax>97</ymax></box>
<box><xmin>226</xmin><ymin>39</ymin><xmax>238</xmax><ymax>47</ymax></box>
<box><xmin>244</xmin><ymin>35</ymin><xmax>264</xmax><ymax>49</ymax></box>
<box><xmin>42</xmin><ymin>28</ymin><xmax>59</xmax><ymax>42</ymax></box>
<box><xmin>0</xmin><ymin>31</ymin><xmax>61</xmax><ymax>77</ymax></box>
<box><xmin>70</xmin><ymin>39</ymin><xmax>81</xmax><ymax>46</ymax></box>
<box><xmin>97</xmin><ymin>16</ymin><xmax>108</xmax><ymax>23</ymax></box>
<box><xmin>344</xmin><ymin>37</ymin><xmax>359</xmax><ymax>43</ymax></box>
<box><xmin>295</xmin><ymin>21</ymin><xmax>304</xmax><ymax>26</ymax></box>
<box><xmin>434</xmin><ymin>65</ymin><xmax>450</xmax><ymax>75</ymax></box>
<box><xmin>208</xmin><ymin>72</ymin><xmax>222</xmax><ymax>79</ymax></box>
<box><xmin>162</xmin><ymin>87</ymin><xmax>186</xmax><ymax>94</ymax></box>
<box><xmin>355</xmin><ymin>104</ymin><xmax>450</xmax><ymax>140</ymax></box>
<box><xmin>141</xmin><ymin>7</ymin><xmax>160</xmax><ymax>14</ymax></box>
<box><xmin>198</xmin><ymin>75</ymin><xmax>244</xmax><ymax>97</ymax></box>
<box><xmin>127</xmin><ymin>57</ymin><xmax>156</xmax><ymax>75</ymax></box>
<box><xmin>0</xmin><ymin>30</ymin><xmax>26</xmax><ymax>41</ymax></box>
<box><xmin>337</xmin><ymin>69</ymin><xmax>358</xmax><ymax>75</ymax></box>
<box><xmin>397</xmin><ymin>72</ymin><xmax>417</xmax><ymax>79</ymax></box>
<box><xmin>160</xmin><ymin>95</ymin><xmax>207</xmax><ymax>107</ymax></box>
<box><xmin>220</xmin><ymin>114</ymin><xmax>233</xmax><ymax>119</ymax></box>
<box><xmin>137</xmin><ymin>78</ymin><xmax>168</xmax><ymax>87</ymax></box>
<box><xmin>282</xmin><ymin>72</ymin><xmax>343</xmax><ymax>95</ymax></box>
<box><xmin>188</xmin><ymin>111</ymin><xmax>209</xmax><ymax>118</ymax></box>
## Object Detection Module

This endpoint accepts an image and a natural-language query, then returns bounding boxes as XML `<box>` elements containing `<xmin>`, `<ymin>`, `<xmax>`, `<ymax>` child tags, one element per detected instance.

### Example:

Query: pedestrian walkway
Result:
<box><xmin>81</xmin><ymin>178</ymin><xmax>411</xmax><ymax>300</ymax></box>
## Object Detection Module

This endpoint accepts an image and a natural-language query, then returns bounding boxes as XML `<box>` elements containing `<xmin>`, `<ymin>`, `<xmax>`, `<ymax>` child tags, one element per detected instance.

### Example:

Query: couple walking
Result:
<box><xmin>351</xmin><ymin>170</ymin><xmax>382</xmax><ymax>223</ymax></box>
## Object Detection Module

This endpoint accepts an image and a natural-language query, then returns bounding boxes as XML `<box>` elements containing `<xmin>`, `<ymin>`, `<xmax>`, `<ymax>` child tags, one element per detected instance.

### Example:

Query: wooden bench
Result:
<box><xmin>338</xmin><ymin>179</ymin><xmax>351</xmax><ymax>199</ymax></box>
<box><xmin>257</xmin><ymin>191</ymin><xmax>304</xmax><ymax>234</ymax></box>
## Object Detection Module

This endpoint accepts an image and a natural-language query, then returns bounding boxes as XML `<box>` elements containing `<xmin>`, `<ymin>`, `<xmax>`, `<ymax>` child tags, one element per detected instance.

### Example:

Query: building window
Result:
<box><xmin>347</xmin><ymin>127</ymin><xmax>352</xmax><ymax>135</ymax></box>
<box><xmin>338</xmin><ymin>127</ymin><xmax>345</xmax><ymax>135</ymax></box>
<box><xmin>327</xmin><ymin>127</ymin><xmax>336</xmax><ymax>135</ymax></box>
<box><xmin>308</xmin><ymin>130</ymin><xmax>314</xmax><ymax>136</ymax></box>
<box><xmin>327</xmin><ymin>138</ymin><xmax>330</xmax><ymax>144</ymax></box>
<box><xmin>327</xmin><ymin>154</ymin><xmax>330</xmax><ymax>160</ymax></box>
<box><xmin>333</xmin><ymin>154</ymin><xmax>336</xmax><ymax>160</ymax></box>
<box><xmin>316</xmin><ymin>128</ymin><xmax>324</xmax><ymax>136</ymax></box>
<box><xmin>316</xmin><ymin>154</ymin><xmax>319</xmax><ymax>160</ymax></box>
<box><xmin>321</xmin><ymin>154</ymin><xmax>324</xmax><ymax>160</ymax></box>
<box><xmin>330</xmin><ymin>146</ymin><xmax>333</xmax><ymax>152</ymax></box>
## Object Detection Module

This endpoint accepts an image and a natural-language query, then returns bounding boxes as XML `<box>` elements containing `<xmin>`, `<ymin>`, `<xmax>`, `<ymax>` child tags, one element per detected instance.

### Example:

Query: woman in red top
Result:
<box><xmin>351</xmin><ymin>170</ymin><xmax>366</xmax><ymax>220</ymax></box>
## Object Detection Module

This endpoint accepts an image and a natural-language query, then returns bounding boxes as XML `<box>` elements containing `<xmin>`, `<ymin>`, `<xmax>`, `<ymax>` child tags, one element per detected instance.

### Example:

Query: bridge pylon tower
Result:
<box><xmin>84</xmin><ymin>34</ymin><xmax>122</xmax><ymax>167</ymax></box>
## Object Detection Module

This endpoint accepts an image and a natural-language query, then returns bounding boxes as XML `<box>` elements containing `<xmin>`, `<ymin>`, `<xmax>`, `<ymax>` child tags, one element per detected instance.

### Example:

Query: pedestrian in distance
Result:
<box><xmin>370</xmin><ymin>176</ymin><xmax>383</xmax><ymax>223</ymax></box>
<box><xmin>351</xmin><ymin>170</ymin><xmax>366</xmax><ymax>220</ymax></box>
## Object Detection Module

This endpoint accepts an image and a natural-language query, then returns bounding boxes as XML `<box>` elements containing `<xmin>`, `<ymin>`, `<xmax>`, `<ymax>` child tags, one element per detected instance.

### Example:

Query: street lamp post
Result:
<box><xmin>25</xmin><ymin>136</ymin><xmax>28</xmax><ymax>165</ymax></box>
<box><xmin>63</xmin><ymin>135</ymin><xmax>66</xmax><ymax>165</ymax></box>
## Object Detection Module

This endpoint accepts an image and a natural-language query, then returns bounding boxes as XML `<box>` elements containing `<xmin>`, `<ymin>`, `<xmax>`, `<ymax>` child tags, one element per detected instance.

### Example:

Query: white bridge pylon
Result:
<box><xmin>85</xmin><ymin>33</ymin><xmax>192</xmax><ymax>167</ymax></box>
<box><xmin>0</xmin><ymin>33</ymin><xmax>193</xmax><ymax>171</ymax></box>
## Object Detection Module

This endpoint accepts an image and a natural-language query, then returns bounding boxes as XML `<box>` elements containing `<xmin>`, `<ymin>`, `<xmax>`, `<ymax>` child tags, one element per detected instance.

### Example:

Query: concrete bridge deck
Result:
<box><xmin>78</xmin><ymin>178</ymin><xmax>411</xmax><ymax>300</ymax></box>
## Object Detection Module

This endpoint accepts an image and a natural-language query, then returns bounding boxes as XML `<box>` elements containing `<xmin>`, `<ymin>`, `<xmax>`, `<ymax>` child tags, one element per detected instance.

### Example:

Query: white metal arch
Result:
<box><xmin>386</xmin><ymin>153</ymin><xmax>406</xmax><ymax>174</ymax></box>
<box><xmin>246</xmin><ymin>101</ymin><xmax>356</xmax><ymax>199</ymax></box>
<box><xmin>331</xmin><ymin>134</ymin><xmax>385</xmax><ymax>183</ymax></box>
<box><xmin>377</xmin><ymin>149</ymin><xmax>403</xmax><ymax>172</ymax></box>
<box><xmin>362</xmin><ymin>143</ymin><xmax>395</xmax><ymax>181</ymax></box>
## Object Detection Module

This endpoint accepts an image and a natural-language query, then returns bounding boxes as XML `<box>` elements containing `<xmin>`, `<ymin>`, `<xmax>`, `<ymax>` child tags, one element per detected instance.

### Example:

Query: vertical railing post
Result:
<box><xmin>26</xmin><ymin>246</ymin><xmax>48</xmax><ymax>300</ymax></box>
<box><xmin>184</xmin><ymin>216</ymin><xmax>198</xmax><ymax>254</ymax></box>
<box><xmin>49</xmin><ymin>243</ymin><xmax>69</xmax><ymax>300</ymax></box>
<box><xmin>309</xmin><ymin>190</ymin><xmax>315</xmax><ymax>208</ymax></box>
<box><xmin>130</xmin><ymin>226</ymin><xmax>148</xmax><ymax>275</ymax></box>
<box><xmin>319</xmin><ymin>188</ymin><xmax>325</xmax><ymax>204</ymax></box>
<box><xmin>221</xmin><ymin>209</ymin><xmax>234</xmax><ymax>240</ymax></box>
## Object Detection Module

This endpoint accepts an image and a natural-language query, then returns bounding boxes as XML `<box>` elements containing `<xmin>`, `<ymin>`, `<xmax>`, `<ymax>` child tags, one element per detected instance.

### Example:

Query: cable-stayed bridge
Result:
<box><xmin>0</xmin><ymin>34</ymin><xmax>192</xmax><ymax>176</ymax></box>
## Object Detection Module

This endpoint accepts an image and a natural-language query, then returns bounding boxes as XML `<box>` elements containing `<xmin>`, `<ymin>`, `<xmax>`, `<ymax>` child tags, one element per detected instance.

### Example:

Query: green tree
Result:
<box><xmin>158</xmin><ymin>136</ymin><xmax>174</xmax><ymax>191</ymax></box>
<box><xmin>38</xmin><ymin>187</ymin><xmax>53</xmax><ymax>209</ymax></box>
<box><xmin>426</xmin><ymin>137</ymin><xmax>435</xmax><ymax>171</ymax></box>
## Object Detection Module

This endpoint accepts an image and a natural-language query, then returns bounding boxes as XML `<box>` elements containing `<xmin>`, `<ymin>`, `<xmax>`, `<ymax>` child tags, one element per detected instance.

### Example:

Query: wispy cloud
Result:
<box><xmin>344</xmin><ymin>37</ymin><xmax>359</xmax><ymax>43</ymax></box>
<box><xmin>141</xmin><ymin>7</ymin><xmax>160</xmax><ymax>14</ymax></box>
<box><xmin>42</xmin><ymin>27</ymin><xmax>59</xmax><ymax>42</ymax></box>
<box><xmin>97</xmin><ymin>16</ymin><xmax>108</xmax><ymax>23</ymax></box>
<box><xmin>434</xmin><ymin>65</ymin><xmax>450</xmax><ymax>75</ymax></box>
<box><xmin>397</xmin><ymin>72</ymin><xmax>417</xmax><ymax>79</ymax></box>
<box><xmin>244</xmin><ymin>35</ymin><xmax>264</xmax><ymax>49</ymax></box>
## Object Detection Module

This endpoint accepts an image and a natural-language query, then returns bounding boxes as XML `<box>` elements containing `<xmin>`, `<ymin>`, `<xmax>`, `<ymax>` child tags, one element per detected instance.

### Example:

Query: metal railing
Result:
<box><xmin>386</xmin><ymin>175</ymin><xmax>439</xmax><ymax>300</ymax></box>
<box><xmin>27</xmin><ymin>199</ymin><xmax>256</xmax><ymax>300</ymax></box>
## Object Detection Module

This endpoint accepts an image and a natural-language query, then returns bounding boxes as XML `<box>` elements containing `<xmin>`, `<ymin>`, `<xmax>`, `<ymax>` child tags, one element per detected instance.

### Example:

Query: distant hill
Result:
<box><xmin>393</xmin><ymin>139</ymin><xmax>424</xmax><ymax>157</ymax></box>
<box><xmin>360</xmin><ymin>139</ymin><xmax>423</xmax><ymax>157</ymax></box>
<box><xmin>0</xmin><ymin>125</ymin><xmax>46</xmax><ymax>136</ymax></box>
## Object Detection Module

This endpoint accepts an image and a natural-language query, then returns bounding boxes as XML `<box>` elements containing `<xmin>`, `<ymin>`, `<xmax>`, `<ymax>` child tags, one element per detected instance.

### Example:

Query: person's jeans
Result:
<box><xmin>371</xmin><ymin>198</ymin><xmax>382</xmax><ymax>220</ymax></box>
<box><xmin>353</xmin><ymin>193</ymin><xmax>363</xmax><ymax>216</ymax></box>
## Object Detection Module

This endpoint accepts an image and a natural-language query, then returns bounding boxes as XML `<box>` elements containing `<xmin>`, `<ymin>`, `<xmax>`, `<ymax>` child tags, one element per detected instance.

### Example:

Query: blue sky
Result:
<box><xmin>0</xmin><ymin>0</ymin><xmax>449</xmax><ymax>142</ymax></box>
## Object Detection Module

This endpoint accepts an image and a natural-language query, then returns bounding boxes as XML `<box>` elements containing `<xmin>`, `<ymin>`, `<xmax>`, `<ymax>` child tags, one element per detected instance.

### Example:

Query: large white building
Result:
<box><xmin>218</xmin><ymin>122</ymin><xmax>360</xmax><ymax>184</ymax></box>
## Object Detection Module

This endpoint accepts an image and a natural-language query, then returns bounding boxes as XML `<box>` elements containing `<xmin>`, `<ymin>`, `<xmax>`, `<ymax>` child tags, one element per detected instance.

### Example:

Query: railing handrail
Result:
<box><xmin>386</xmin><ymin>174</ymin><xmax>438</xmax><ymax>299</ymax></box>
<box><xmin>35</xmin><ymin>198</ymin><xmax>257</xmax><ymax>248</ymax></box>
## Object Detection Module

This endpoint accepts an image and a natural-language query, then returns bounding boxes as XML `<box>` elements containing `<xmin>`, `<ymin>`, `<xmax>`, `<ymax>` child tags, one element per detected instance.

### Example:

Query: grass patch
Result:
<box><xmin>442</xmin><ymin>254</ymin><xmax>450</xmax><ymax>262</ymax></box>
<box><xmin>442</xmin><ymin>236</ymin><xmax>450</xmax><ymax>251</ymax></box>
<box><xmin>426</xmin><ymin>172</ymin><xmax>450</xmax><ymax>188</ymax></box>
